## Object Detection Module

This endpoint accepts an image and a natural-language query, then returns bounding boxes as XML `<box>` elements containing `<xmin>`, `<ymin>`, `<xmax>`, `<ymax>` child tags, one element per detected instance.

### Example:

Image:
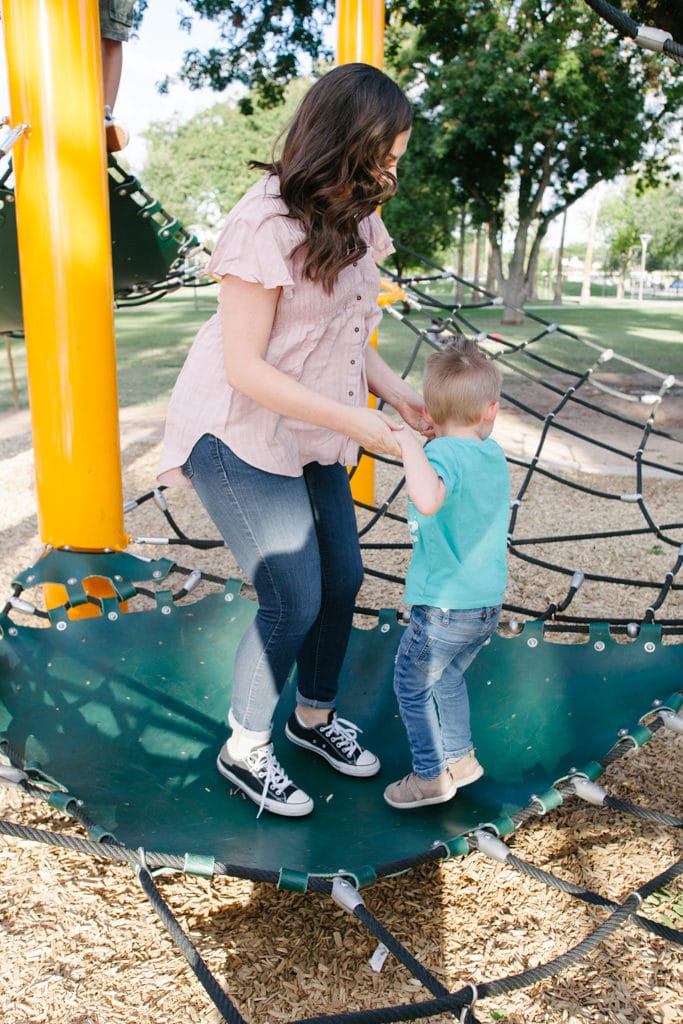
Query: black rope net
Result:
<box><xmin>114</xmin><ymin>245</ymin><xmax>683</xmax><ymax>641</ymax></box>
<box><xmin>1</xmin><ymin>251</ymin><xmax>682</xmax><ymax>1024</ymax></box>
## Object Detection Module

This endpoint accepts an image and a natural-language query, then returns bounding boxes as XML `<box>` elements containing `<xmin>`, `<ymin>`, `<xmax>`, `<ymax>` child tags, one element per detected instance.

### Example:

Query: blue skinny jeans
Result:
<box><xmin>183</xmin><ymin>434</ymin><xmax>364</xmax><ymax>733</ymax></box>
<box><xmin>393</xmin><ymin>603</ymin><xmax>501</xmax><ymax>779</ymax></box>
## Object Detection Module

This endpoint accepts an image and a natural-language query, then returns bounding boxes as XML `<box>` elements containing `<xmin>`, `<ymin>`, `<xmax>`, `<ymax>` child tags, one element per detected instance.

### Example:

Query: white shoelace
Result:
<box><xmin>320</xmin><ymin>715</ymin><xmax>362</xmax><ymax>757</ymax></box>
<box><xmin>244</xmin><ymin>743</ymin><xmax>294</xmax><ymax>818</ymax></box>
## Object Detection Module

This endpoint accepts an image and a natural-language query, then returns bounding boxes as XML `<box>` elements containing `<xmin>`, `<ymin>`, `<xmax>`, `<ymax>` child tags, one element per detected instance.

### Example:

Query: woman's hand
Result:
<box><xmin>346</xmin><ymin>406</ymin><xmax>404</xmax><ymax>457</ymax></box>
<box><xmin>394</xmin><ymin>391</ymin><xmax>434</xmax><ymax>439</ymax></box>
<box><xmin>364</xmin><ymin>345</ymin><xmax>434</xmax><ymax>438</ymax></box>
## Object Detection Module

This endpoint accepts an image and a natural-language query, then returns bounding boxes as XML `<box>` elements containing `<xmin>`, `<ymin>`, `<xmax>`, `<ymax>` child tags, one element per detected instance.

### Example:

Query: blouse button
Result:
<box><xmin>356</xmin><ymin>295</ymin><xmax>362</xmax><ymax>301</ymax></box>
<box><xmin>350</xmin><ymin>359</ymin><xmax>356</xmax><ymax>365</ymax></box>
<box><xmin>353</xmin><ymin>261</ymin><xmax>358</xmax><ymax>267</ymax></box>
<box><xmin>348</xmin><ymin>391</ymin><xmax>354</xmax><ymax>397</ymax></box>
<box><xmin>354</xmin><ymin>327</ymin><xmax>360</xmax><ymax>333</ymax></box>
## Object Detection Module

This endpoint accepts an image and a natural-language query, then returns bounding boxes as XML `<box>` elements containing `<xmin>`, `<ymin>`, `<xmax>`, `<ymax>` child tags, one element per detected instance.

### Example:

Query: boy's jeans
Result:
<box><xmin>393</xmin><ymin>604</ymin><xmax>501</xmax><ymax>779</ymax></box>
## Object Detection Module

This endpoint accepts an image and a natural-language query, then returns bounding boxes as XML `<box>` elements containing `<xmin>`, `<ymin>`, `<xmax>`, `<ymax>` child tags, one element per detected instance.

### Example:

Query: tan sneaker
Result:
<box><xmin>447</xmin><ymin>750</ymin><xmax>484</xmax><ymax>787</ymax></box>
<box><xmin>384</xmin><ymin>768</ymin><xmax>457</xmax><ymax>809</ymax></box>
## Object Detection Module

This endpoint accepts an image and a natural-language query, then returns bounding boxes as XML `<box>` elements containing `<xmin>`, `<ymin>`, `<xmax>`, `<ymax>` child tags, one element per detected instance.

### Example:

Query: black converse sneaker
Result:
<box><xmin>285</xmin><ymin>711</ymin><xmax>380</xmax><ymax>777</ymax></box>
<box><xmin>216</xmin><ymin>742</ymin><xmax>313</xmax><ymax>818</ymax></box>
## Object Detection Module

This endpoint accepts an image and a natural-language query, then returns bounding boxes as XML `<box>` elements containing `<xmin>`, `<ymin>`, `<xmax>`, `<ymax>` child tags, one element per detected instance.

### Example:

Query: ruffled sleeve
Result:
<box><xmin>207</xmin><ymin>189</ymin><xmax>296</xmax><ymax>292</ymax></box>
<box><xmin>362</xmin><ymin>211</ymin><xmax>395</xmax><ymax>261</ymax></box>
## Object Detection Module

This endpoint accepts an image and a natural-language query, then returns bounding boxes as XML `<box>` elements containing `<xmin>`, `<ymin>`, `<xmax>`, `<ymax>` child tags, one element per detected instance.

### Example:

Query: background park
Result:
<box><xmin>0</xmin><ymin>3</ymin><xmax>682</xmax><ymax>1024</ymax></box>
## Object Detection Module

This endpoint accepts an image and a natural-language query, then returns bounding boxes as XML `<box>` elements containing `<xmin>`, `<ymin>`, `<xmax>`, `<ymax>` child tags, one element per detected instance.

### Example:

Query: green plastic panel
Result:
<box><xmin>0</xmin><ymin>590</ymin><xmax>681</xmax><ymax>882</ymax></box>
<box><xmin>0</xmin><ymin>157</ymin><xmax>199</xmax><ymax>333</ymax></box>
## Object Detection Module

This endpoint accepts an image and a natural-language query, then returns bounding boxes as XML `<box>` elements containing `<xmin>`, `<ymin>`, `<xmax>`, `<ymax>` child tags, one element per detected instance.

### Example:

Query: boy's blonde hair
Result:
<box><xmin>423</xmin><ymin>336</ymin><xmax>501</xmax><ymax>427</ymax></box>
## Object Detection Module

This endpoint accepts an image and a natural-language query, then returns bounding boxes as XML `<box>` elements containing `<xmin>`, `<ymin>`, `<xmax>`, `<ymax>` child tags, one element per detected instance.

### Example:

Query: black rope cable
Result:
<box><xmin>583</xmin><ymin>0</ymin><xmax>683</xmax><ymax>60</ymax></box>
<box><xmin>137</xmin><ymin>862</ymin><xmax>249</xmax><ymax>1024</ymax></box>
<box><xmin>507</xmin><ymin>542</ymin><xmax>678</xmax><ymax>590</ymax></box>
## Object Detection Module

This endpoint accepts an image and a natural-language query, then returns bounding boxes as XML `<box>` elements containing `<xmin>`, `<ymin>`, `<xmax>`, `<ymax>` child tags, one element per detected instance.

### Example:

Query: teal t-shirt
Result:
<box><xmin>404</xmin><ymin>435</ymin><xmax>510</xmax><ymax>609</ymax></box>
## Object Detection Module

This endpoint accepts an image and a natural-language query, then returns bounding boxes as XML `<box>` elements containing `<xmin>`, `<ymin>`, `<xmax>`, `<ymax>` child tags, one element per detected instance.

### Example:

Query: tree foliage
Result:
<box><xmin>141</xmin><ymin>82</ymin><xmax>306</xmax><ymax>241</ymax></box>
<box><xmin>154</xmin><ymin>1</ymin><xmax>334</xmax><ymax>108</ymax></box>
<box><xmin>140</xmin><ymin>1</ymin><xmax>683</xmax><ymax>311</ymax></box>
<box><xmin>386</xmin><ymin>0</ymin><xmax>683</xmax><ymax>315</ymax></box>
<box><xmin>600</xmin><ymin>180</ymin><xmax>683</xmax><ymax>273</ymax></box>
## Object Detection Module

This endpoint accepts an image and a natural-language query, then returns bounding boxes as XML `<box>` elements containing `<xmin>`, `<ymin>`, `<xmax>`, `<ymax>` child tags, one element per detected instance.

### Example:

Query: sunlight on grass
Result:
<box><xmin>0</xmin><ymin>289</ymin><xmax>680</xmax><ymax>414</ymax></box>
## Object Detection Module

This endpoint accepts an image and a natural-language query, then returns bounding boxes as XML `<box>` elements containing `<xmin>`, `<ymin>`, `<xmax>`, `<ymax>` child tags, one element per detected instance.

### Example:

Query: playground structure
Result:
<box><xmin>0</xmin><ymin>2</ymin><xmax>682</xmax><ymax>1022</ymax></box>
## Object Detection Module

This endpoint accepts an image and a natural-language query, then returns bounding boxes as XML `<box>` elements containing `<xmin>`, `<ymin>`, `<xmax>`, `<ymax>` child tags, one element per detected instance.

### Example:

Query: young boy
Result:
<box><xmin>384</xmin><ymin>337</ymin><xmax>509</xmax><ymax>809</ymax></box>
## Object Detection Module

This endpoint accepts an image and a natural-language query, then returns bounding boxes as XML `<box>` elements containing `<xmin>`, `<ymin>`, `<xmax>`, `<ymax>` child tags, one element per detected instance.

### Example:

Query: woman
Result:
<box><xmin>159</xmin><ymin>63</ymin><xmax>430</xmax><ymax>818</ymax></box>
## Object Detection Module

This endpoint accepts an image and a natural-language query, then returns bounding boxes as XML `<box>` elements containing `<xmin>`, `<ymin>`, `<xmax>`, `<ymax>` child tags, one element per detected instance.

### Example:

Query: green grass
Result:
<box><xmin>0</xmin><ymin>288</ymin><xmax>680</xmax><ymax>414</ymax></box>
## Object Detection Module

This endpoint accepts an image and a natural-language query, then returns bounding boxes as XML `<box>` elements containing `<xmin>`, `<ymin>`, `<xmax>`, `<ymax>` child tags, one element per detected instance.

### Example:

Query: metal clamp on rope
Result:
<box><xmin>459</xmin><ymin>981</ymin><xmax>478</xmax><ymax>1023</ymax></box>
<box><xmin>658</xmin><ymin>709</ymin><xmax>683</xmax><ymax>735</ymax></box>
<box><xmin>471</xmin><ymin>829</ymin><xmax>510</xmax><ymax>863</ymax></box>
<box><xmin>635</xmin><ymin>25</ymin><xmax>672</xmax><ymax>52</ymax></box>
<box><xmin>0</xmin><ymin>763</ymin><xmax>28</xmax><ymax>786</ymax></box>
<box><xmin>153</xmin><ymin>488</ymin><xmax>169</xmax><ymax>512</ymax></box>
<box><xmin>331</xmin><ymin>875</ymin><xmax>365</xmax><ymax>913</ymax></box>
<box><xmin>0</xmin><ymin>122</ymin><xmax>29</xmax><ymax>159</ymax></box>
<box><xmin>181</xmin><ymin>569</ymin><xmax>202</xmax><ymax>595</ymax></box>
<box><xmin>568</xmin><ymin>775</ymin><xmax>607</xmax><ymax>806</ymax></box>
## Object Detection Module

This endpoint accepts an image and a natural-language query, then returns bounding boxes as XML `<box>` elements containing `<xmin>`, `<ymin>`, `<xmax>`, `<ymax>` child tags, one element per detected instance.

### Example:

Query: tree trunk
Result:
<box><xmin>580</xmin><ymin>191</ymin><xmax>601</xmax><ymax>305</ymax></box>
<box><xmin>471</xmin><ymin>224</ymin><xmax>481</xmax><ymax>299</ymax></box>
<box><xmin>553</xmin><ymin>210</ymin><xmax>567</xmax><ymax>305</ymax></box>
<box><xmin>616</xmin><ymin>252</ymin><xmax>627</xmax><ymax>300</ymax></box>
<box><xmin>455</xmin><ymin>208</ymin><xmax>465</xmax><ymax>305</ymax></box>
<box><xmin>499</xmin><ymin>219</ymin><xmax>532</xmax><ymax>324</ymax></box>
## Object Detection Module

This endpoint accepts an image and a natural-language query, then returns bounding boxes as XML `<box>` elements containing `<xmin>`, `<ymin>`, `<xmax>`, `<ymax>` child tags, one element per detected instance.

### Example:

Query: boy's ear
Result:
<box><xmin>483</xmin><ymin>400</ymin><xmax>499</xmax><ymax>424</ymax></box>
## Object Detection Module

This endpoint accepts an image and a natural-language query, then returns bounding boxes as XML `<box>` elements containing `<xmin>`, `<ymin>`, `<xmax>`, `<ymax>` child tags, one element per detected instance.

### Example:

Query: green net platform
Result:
<box><xmin>1</xmin><ymin>550</ymin><xmax>680</xmax><ymax>883</ymax></box>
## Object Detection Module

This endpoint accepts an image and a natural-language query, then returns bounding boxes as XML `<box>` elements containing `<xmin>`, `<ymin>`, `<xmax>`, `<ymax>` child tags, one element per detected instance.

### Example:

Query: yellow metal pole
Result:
<box><xmin>337</xmin><ymin>0</ymin><xmax>386</xmax><ymax>506</ymax></box>
<box><xmin>3</xmin><ymin>0</ymin><xmax>126</xmax><ymax>552</ymax></box>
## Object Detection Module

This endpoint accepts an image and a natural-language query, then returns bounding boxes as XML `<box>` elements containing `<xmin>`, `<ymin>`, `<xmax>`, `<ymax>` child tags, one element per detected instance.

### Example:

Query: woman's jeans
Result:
<box><xmin>393</xmin><ymin>604</ymin><xmax>501</xmax><ymax>779</ymax></box>
<box><xmin>183</xmin><ymin>434</ymin><xmax>363</xmax><ymax>733</ymax></box>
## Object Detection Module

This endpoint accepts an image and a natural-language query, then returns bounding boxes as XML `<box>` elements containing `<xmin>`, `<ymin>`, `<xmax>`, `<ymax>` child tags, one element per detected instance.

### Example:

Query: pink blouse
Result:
<box><xmin>158</xmin><ymin>175</ymin><xmax>395</xmax><ymax>485</ymax></box>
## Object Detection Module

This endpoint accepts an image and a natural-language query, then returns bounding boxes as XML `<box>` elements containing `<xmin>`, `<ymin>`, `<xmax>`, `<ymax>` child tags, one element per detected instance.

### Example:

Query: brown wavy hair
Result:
<box><xmin>252</xmin><ymin>64</ymin><xmax>413</xmax><ymax>293</ymax></box>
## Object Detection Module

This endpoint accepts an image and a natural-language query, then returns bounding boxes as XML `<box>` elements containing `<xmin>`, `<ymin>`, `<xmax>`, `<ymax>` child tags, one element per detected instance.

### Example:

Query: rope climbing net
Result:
<box><xmin>0</xmin><ymin>250</ymin><xmax>681</xmax><ymax>1024</ymax></box>
<box><xmin>118</xmin><ymin>244</ymin><xmax>683</xmax><ymax>639</ymax></box>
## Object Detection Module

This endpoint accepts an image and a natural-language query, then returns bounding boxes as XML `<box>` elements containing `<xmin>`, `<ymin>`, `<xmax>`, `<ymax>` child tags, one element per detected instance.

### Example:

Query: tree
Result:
<box><xmin>386</xmin><ymin>0</ymin><xmax>683</xmax><ymax>320</ymax></box>
<box><xmin>381</xmin><ymin>112</ymin><xmax>460</xmax><ymax>276</ymax></box>
<box><xmin>140</xmin><ymin>1</ymin><xmax>683</xmax><ymax>318</ymax></box>
<box><xmin>600</xmin><ymin>179</ymin><xmax>683</xmax><ymax>296</ymax></box>
<box><xmin>141</xmin><ymin>82</ymin><xmax>306</xmax><ymax>241</ymax></box>
<box><xmin>148</xmin><ymin>1</ymin><xmax>334</xmax><ymax>108</ymax></box>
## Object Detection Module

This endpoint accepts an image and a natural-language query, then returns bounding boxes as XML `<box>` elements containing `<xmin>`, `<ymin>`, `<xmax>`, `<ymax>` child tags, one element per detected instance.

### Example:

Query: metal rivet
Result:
<box><xmin>527</xmin><ymin>637</ymin><xmax>538</xmax><ymax>648</ymax></box>
<box><xmin>107</xmin><ymin>611</ymin><xmax>118</xmax><ymax>621</ymax></box>
<box><xmin>56</xmin><ymin>621</ymin><xmax>67</xmax><ymax>631</ymax></box>
<box><xmin>67</xmin><ymin>577</ymin><xmax>77</xmax><ymax>585</ymax></box>
<box><xmin>225</xmin><ymin>593</ymin><xmax>234</xmax><ymax>602</ymax></box>
<box><xmin>161</xmin><ymin>605</ymin><xmax>171</xmax><ymax>615</ymax></box>
<box><xmin>152</xmin><ymin>570</ymin><xmax>163</xmax><ymax>579</ymax></box>
<box><xmin>644</xmin><ymin>642</ymin><xmax>656</xmax><ymax>653</ymax></box>
<box><xmin>593</xmin><ymin>640</ymin><xmax>605</xmax><ymax>652</ymax></box>
<box><xmin>380</xmin><ymin>623</ymin><xmax>390</xmax><ymax>633</ymax></box>
<box><xmin>8</xmin><ymin>627</ymin><xmax>17</xmax><ymax>636</ymax></box>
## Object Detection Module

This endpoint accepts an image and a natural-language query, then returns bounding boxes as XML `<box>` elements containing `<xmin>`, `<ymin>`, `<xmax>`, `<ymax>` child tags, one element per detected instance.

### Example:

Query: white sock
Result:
<box><xmin>225</xmin><ymin>708</ymin><xmax>271</xmax><ymax>760</ymax></box>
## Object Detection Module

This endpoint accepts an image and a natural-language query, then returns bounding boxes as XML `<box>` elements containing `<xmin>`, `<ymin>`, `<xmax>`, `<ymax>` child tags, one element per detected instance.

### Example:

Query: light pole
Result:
<box><xmin>638</xmin><ymin>233</ymin><xmax>652</xmax><ymax>302</ymax></box>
